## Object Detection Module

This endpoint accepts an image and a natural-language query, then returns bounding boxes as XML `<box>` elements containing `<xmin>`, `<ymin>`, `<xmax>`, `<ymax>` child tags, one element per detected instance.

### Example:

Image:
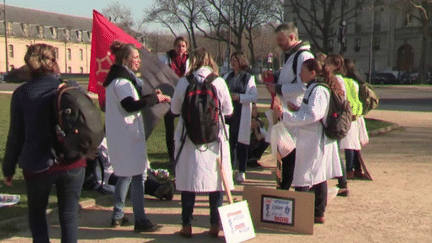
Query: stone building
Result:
<box><xmin>284</xmin><ymin>0</ymin><xmax>427</xmax><ymax>76</ymax></box>
<box><xmin>0</xmin><ymin>4</ymin><xmax>92</xmax><ymax>74</ymax></box>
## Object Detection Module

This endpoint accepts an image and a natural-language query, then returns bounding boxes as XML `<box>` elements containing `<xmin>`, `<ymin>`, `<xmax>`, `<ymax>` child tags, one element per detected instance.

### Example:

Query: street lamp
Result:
<box><xmin>3</xmin><ymin>0</ymin><xmax>8</xmax><ymax>73</ymax></box>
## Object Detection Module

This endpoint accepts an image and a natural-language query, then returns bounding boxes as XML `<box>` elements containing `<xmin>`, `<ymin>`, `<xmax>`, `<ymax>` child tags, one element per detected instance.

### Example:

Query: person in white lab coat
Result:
<box><xmin>171</xmin><ymin>47</ymin><xmax>234</xmax><ymax>238</ymax></box>
<box><xmin>223</xmin><ymin>51</ymin><xmax>258</xmax><ymax>183</ymax></box>
<box><xmin>273</xmin><ymin>59</ymin><xmax>343</xmax><ymax>224</ymax></box>
<box><xmin>103</xmin><ymin>41</ymin><xmax>171</xmax><ymax>233</ymax></box>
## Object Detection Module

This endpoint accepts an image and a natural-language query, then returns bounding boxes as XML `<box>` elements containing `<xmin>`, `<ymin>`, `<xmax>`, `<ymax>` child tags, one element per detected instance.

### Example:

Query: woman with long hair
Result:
<box><xmin>274</xmin><ymin>58</ymin><xmax>343</xmax><ymax>223</ymax></box>
<box><xmin>171</xmin><ymin>47</ymin><xmax>234</xmax><ymax>238</ymax></box>
<box><xmin>103</xmin><ymin>41</ymin><xmax>170</xmax><ymax>233</ymax></box>
<box><xmin>3</xmin><ymin>43</ymin><xmax>85</xmax><ymax>242</ymax></box>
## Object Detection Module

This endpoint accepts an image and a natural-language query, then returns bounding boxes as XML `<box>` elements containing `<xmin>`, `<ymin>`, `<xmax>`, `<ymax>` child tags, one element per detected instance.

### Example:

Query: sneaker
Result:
<box><xmin>179</xmin><ymin>225</ymin><xmax>192</xmax><ymax>238</ymax></box>
<box><xmin>314</xmin><ymin>216</ymin><xmax>325</xmax><ymax>224</ymax></box>
<box><xmin>111</xmin><ymin>216</ymin><xmax>129</xmax><ymax>228</ymax></box>
<box><xmin>209</xmin><ymin>224</ymin><xmax>220</xmax><ymax>238</ymax></box>
<box><xmin>134</xmin><ymin>219</ymin><xmax>162</xmax><ymax>233</ymax></box>
<box><xmin>347</xmin><ymin>171</ymin><xmax>355</xmax><ymax>179</ymax></box>
<box><xmin>336</xmin><ymin>183</ymin><xmax>349</xmax><ymax>197</ymax></box>
<box><xmin>236</xmin><ymin>172</ymin><xmax>246</xmax><ymax>184</ymax></box>
<box><xmin>247</xmin><ymin>160</ymin><xmax>262</xmax><ymax>168</ymax></box>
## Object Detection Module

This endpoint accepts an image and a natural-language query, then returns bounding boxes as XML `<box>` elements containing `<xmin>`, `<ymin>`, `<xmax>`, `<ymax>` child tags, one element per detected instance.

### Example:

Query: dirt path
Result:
<box><xmin>2</xmin><ymin>110</ymin><xmax>432</xmax><ymax>242</ymax></box>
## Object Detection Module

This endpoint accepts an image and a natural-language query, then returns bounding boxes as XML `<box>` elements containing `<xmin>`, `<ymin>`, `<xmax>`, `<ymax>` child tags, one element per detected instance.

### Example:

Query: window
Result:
<box><xmin>67</xmin><ymin>48</ymin><xmax>72</xmax><ymax>60</ymax></box>
<box><xmin>373</xmin><ymin>37</ymin><xmax>380</xmax><ymax>50</ymax></box>
<box><xmin>79</xmin><ymin>49</ymin><xmax>83</xmax><ymax>61</ymax></box>
<box><xmin>354</xmin><ymin>38</ymin><xmax>361</xmax><ymax>52</ymax></box>
<box><xmin>55</xmin><ymin>48</ymin><xmax>59</xmax><ymax>59</ymax></box>
<box><xmin>80</xmin><ymin>67</ymin><xmax>84</xmax><ymax>74</ymax></box>
<box><xmin>68</xmin><ymin>66</ymin><xmax>72</xmax><ymax>73</ymax></box>
<box><xmin>51</xmin><ymin>27</ymin><xmax>57</xmax><ymax>38</ymax></box>
<box><xmin>38</xmin><ymin>26</ymin><xmax>43</xmax><ymax>37</ymax></box>
<box><xmin>6</xmin><ymin>22</ymin><xmax>12</xmax><ymax>35</ymax></box>
<box><xmin>404</xmin><ymin>13</ymin><xmax>412</xmax><ymax>26</ymax></box>
<box><xmin>21</xmin><ymin>23</ymin><xmax>29</xmax><ymax>36</ymax></box>
<box><xmin>8</xmin><ymin>45</ymin><xmax>14</xmax><ymax>58</ymax></box>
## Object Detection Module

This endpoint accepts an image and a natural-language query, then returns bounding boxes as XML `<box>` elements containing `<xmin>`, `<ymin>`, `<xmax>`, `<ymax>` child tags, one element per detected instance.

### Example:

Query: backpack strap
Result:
<box><xmin>291</xmin><ymin>49</ymin><xmax>310</xmax><ymax>83</ymax></box>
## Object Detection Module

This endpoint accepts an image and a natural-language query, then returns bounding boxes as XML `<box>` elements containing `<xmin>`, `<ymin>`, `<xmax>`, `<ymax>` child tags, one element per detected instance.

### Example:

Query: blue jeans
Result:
<box><xmin>26</xmin><ymin>167</ymin><xmax>85</xmax><ymax>243</ymax></box>
<box><xmin>181</xmin><ymin>191</ymin><xmax>223</xmax><ymax>226</ymax></box>
<box><xmin>345</xmin><ymin>149</ymin><xmax>361</xmax><ymax>172</ymax></box>
<box><xmin>112</xmin><ymin>173</ymin><xmax>147</xmax><ymax>222</ymax></box>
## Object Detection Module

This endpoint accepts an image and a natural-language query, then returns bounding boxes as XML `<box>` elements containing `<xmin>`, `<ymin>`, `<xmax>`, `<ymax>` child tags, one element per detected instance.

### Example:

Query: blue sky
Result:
<box><xmin>7</xmin><ymin>0</ymin><xmax>161</xmax><ymax>31</ymax></box>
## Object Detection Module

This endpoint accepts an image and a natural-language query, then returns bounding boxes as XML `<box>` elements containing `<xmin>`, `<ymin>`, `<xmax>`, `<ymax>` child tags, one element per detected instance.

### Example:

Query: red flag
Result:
<box><xmin>88</xmin><ymin>10</ymin><xmax>142</xmax><ymax>109</ymax></box>
<box><xmin>88</xmin><ymin>10</ymin><xmax>179</xmax><ymax>139</ymax></box>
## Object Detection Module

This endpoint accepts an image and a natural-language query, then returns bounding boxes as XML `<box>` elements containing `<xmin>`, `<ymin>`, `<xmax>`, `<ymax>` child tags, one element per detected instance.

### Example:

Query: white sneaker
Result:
<box><xmin>236</xmin><ymin>172</ymin><xmax>246</xmax><ymax>183</ymax></box>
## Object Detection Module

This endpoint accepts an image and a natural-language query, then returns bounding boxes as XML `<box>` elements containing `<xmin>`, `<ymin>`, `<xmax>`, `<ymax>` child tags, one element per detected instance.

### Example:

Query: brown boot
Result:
<box><xmin>209</xmin><ymin>224</ymin><xmax>220</xmax><ymax>238</ymax></box>
<box><xmin>180</xmin><ymin>225</ymin><xmax>192</xmax><ymax>238</ymax></box>
<box><xmin>346</xmin><ymin>171</ymin><xmax>355</xmax><ymax>179</ymax></box>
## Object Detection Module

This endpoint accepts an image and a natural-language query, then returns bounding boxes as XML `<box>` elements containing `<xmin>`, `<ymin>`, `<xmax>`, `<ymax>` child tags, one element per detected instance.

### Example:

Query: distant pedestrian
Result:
<box><xmin>103</xmin><ymin>40</ymin><xmax>170</xmax><ymax>232</ymax></box>
<box><xmin>171</xmin><ymin>47</ymin><xmax>234</xmax><ymax>238</ymax></box>
<box><xmin>2</xmin><ymin>43</ymin><xmax>85</xmax><ymax>242</ymax></box>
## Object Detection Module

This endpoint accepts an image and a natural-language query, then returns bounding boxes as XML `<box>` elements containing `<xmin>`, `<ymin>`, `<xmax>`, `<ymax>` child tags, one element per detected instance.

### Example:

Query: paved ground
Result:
<box><xmin>1</xmin><ymin>109</ymin><xmax>432</xmax><ymax>242</ymax></box>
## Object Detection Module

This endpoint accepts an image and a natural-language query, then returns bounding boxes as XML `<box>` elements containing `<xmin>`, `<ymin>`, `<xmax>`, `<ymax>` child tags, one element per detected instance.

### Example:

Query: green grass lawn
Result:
<box><xmin>0</xmin><ymin>93</ymin><xmax>392</xmax><ymax>223</ymax></box>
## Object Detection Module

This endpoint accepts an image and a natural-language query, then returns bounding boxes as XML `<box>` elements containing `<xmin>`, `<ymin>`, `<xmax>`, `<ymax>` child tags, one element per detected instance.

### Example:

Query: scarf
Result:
<box><xmin>103</xmin><ymin>64</ymin><xmax>143</xmax><ymax>98</ymax></box>
<box><xmin>167</xmin><ymin>49</ymin><xmax>188</xmax><ymax>77</ymax></box>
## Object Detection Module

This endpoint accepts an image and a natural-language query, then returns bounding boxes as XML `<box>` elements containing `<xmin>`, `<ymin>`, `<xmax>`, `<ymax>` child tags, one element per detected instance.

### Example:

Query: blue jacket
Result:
<box><xmin>2</xmin><ymin>74</ymin><xmax>61</xmax><ymax>176</ymax></box>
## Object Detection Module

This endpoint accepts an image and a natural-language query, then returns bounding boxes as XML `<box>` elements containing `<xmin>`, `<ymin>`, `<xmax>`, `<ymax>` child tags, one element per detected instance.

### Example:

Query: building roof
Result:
<box><xmin>2</xmin><ymin>5</ymin><xmax>92</xmax><ymax>31</ymax></box>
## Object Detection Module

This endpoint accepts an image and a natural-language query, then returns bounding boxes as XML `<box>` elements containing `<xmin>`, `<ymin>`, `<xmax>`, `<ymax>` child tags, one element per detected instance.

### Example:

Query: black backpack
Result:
<box><xmin>53</xmin><ymin>80</ymin><xmax>105</xmax><ymax>164</ymax></box>
<box><xmin>181</xmin><ymin>73</ymin><xmax>221</xmax><ymax>145</ymax></box>
<box><xmin>304</xmin><ymin>82</ymin><xmax>352</xmax><ymax>140</ymax></box>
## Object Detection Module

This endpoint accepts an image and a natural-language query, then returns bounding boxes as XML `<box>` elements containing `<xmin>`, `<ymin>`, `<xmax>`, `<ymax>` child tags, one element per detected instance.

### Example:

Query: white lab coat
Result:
<box><xmin>171</xmin><ymin>67</ymin><xmax>234</xmax><ymax>192</ymax></box>
<box><xmin>274</xmin><ymin>45</ymin><xmax>314</xmax><ymax>143</ymax></box>
<box><xmin>283</xmin><ymin>84</ymin><xmax>342</xmax><ymax>187</ymax></box>
<box><xmin>340</xmin><ymin>81</ymin><xmax>362</xmax><ymax>150</ymax></box>
<box><xmin>278</xmin><ymin>44</ymin><xmax>315</xmax><ymax>107</ymax></box>
<box><xmin>105</xmin><ymin>78</ymin><xmax>149</xmax><ymax>177</ymax></box>
<box><xmin>223</xmin><ymin>71</ymin><xmax>258</xmax><ymax>145</ymax></box>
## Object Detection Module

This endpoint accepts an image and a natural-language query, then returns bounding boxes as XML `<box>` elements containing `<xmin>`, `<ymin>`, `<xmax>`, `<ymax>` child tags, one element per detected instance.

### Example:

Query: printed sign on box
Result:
<box><xmin>261</xmin><ymin>195</ymin><xmax>294</xmax><ymax>226</ymax></box>
<box><xmin>218</xmin><ymin>200</ymin><xmax>255</xmax><ymax>243</ymax></box>
<box><xmin>243</xmin><ymin>186</ymin><xmax>314</xmax><ymax>235</ymax></box>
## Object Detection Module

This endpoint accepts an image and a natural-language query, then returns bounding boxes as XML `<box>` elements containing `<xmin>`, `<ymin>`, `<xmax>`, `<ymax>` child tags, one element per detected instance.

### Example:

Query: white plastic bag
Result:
<box><xmin>270</xmin><ymin>122</ymin><xmax>296</xmax><ymax>159</ymax></box>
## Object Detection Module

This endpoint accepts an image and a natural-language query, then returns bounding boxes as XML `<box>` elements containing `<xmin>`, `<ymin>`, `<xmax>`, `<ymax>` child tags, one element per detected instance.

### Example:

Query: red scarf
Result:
<box><xmin>168</xmin><ymin>50</ymin><xmax>188</xmax><ymax>77</ymax></box>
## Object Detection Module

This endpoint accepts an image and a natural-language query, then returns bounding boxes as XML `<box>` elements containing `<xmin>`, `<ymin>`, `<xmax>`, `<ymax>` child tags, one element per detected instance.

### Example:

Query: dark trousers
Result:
<box><xmin>248</xmin><ymin>139</ymin><xmax>270</xmax><ymax>161</ymax></box>
<box><xmin>337</xmin><ymin>156</ymin><xmax>348</xmax><ymax>188</ymax></box>
<box><xmin>26</xmin><ymin>167</ymin><xmax>85</xmax><ymax>243</ymax></box>
<box><xmin>231</xmin><ymin>142</ymin><xmax>249</xmax><ymax>173</ymax></box>
<box><xmin>164</xmin><ymin>111</ymin><xmax>175</xmax><ymax>167</ymax></box>
<box><xmin>345</xmin><ymin>149</ymin><xmax>361</xmax><ymax>172</ymax></box>
<box><xmin>181</xmin><ymin>191</ymin><xmax>223</xmax><ymax>226</ymax></box>
<box><xmin>295</xmin><ymin>181</ymin><xmax>328</xmax><ymax>217</ymax></box>
<box><xmin>279</xmin><ymin>149</ymin><xmax>296</xmax><ymax>190</ymax></box>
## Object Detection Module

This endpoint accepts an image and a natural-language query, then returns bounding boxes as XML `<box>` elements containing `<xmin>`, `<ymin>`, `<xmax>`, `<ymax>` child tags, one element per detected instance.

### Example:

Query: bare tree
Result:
<box><xmin>102</xmin><ymin>1</ymin><xmax>134</xmax><ymax>30</ymax></box>
<box><xmin>394</xmin><ymin>0</ymin><xmax>432</xmax><ymax>83</ymax></box>
<box><xmin>143</xmin><ymin>0</ymin><xmax>207</xmax><ymax>48</ymax></box>
<box><xmin>286</xmin><ymin>0</ymin><xmax>365</xmax><ymax>54</ymax></box>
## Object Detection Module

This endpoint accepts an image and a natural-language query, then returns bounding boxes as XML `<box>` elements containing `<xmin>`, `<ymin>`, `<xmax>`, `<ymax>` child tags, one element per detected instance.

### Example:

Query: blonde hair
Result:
<box><xmin>110</xmin><ymin>40</ymin><xmax>137</xmax><ymax>66</ymax></box>
<box><xmin>187</xmin><ymin>47</ymin><xmax>219</xmax><ymax>75</ymax></box>
<box><xmin>24</xmin><ymin>44</ymin><xmax>60</xmax><ymax>77</ymax></box>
